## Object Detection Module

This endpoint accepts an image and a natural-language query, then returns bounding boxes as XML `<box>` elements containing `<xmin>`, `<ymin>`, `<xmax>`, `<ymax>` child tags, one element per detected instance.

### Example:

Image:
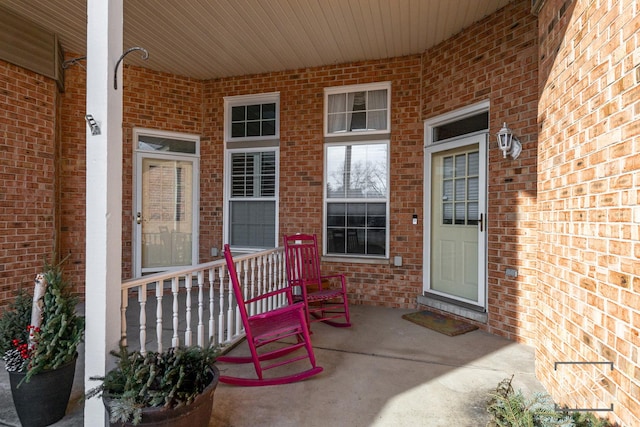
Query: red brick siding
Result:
<box><xmin>0</xmin><ymin>59</ymin><xmax>57</xmax><ymax>304</ymax></box>
<box><xmin>421</xmin><ymin>0</ymin><xmax>539</xmax><ymax>343</ymax></box>
<box><xmin>202</xmin><ymin>56</ymin><xmax>425</xmax><ymax>308</ymax></box>
<box><xmin>536</xmin><ymin>0</ymin><xmax>640</xmax><ymax>425</ymax></box>
<box><xmin>58</xmin><ymin>55</ymin><xmax>87</xmax><ymax>291</ymax></box>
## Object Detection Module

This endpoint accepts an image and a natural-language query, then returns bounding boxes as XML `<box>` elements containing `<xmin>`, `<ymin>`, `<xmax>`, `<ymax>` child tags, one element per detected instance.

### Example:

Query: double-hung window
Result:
<box><xmin>324</xmin><ymin>83</ymin><xmax>390</xmax><ymax>257</ymax></box>
<box><xmin>224</xmin><ymin>93</ymin><xmax>279</xmax><ymax>250</ymax></box>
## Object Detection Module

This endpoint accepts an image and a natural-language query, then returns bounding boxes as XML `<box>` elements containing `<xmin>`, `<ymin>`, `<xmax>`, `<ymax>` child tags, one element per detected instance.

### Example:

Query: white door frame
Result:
<box><xmin>132</xmin><ymin>128</ymin><xmax>200</xmax><ymax>277</ymax></box>
<box><xmin>423</xmin><ymin>102</ymin><xmax>488</xmax><ymax>309</ymax></box>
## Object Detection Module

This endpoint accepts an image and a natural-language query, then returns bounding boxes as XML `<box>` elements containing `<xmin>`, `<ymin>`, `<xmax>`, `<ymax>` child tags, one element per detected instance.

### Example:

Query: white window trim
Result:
<box><xmin>224</xmin><ymin>92</ymin><xmax>280</xmax><ymax>143</ymax></box>
<box><xmin>324</xmin><ymin>82</ymin><xmax>391</xmax><ymax>137</ymax></box>
<box><xmin>223</xmin><ymin>146</ymin><xmax>280</xmax><ymax>252</ymax></box>
<box><xmin>322</xmin><ymin>139</ymin><xmax>390</xmax><ymax>259</ymax></box>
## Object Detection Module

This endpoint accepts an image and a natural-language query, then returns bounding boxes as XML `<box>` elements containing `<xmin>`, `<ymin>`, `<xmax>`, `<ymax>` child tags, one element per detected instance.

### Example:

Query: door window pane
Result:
<box><xmin>441</xmin><ymin>151</ymin><xmax>479</xmax><ymax>226</ymax></box>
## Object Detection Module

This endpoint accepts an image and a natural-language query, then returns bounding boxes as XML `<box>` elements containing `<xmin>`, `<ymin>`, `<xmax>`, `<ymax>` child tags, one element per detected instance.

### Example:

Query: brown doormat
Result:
<box><xmin>402</xmin><ymin>310</ymin><xmax>478</xmax><ymax>336</ymax></box>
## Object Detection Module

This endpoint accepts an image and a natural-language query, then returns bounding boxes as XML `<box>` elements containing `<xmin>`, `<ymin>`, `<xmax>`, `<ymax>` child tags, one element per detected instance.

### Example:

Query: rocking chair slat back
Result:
<box><xmin>283</xmin><ymin>234</ymin><xmax>351</xmax><ymax>330</ymax></box>
<box><xmin>217</xmin><ymin>244</ymin><xmax>323</xmax><ymax>386</ymax></box>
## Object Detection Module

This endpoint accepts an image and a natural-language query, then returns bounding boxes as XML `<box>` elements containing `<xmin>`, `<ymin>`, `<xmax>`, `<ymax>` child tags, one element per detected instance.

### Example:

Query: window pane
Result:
<box><xmin>455</xmin><ymin>155</ymin><xmax>466</xmax><ymax>177</ymax></box>
<box><xmin>328</xmin><ymin>93</ymin><xmax>346</xmax><ymax>113</ymax></box>
<box><xmin>367</xmin><ymin>229</ymin><xmax>385</xmax><ymax>255</ymax></box>
<box><xmin>326</xmin><ymin>145</ymin><xmax>346</xmax><ymax>197</ymax></box>
<box><xmin>349</xmin><ymin>112</ymin><xmax>367</xmax><ymax>130</ymax></box>
<box><xmin>231</xmin><ymin>106</ymin><xmax>245</xmax><ymax>121</ymax></box>
<box><xmin>368</xmin><ymin>111</ymin><xmax>386</xmax><ymax>131</ymax></box>
<box><xmin>327</xmin><ymin>203</ymin><xmax>346</xmax><ymax>226</ymax></box>
<box><xmin>432</xmin><ymin>111</ymin><xmax>488</xmax><ymax>142</ymax></box>
<box><xmin>468</xmin><ymin>202</ymin><xmax>478</xmax><ymax>225</ymax></box>
<box><xmin>468</xmin><ymin>152</ymin><xmax>479</xmax><ymax>175</ymax></box>
<box><xmin>262</xmin><ymin>103</ymin><xmax>276</xmax><ymax>119</ymax></box>
<box><xmin>368</xmin><ymin>89</ymin><xmax>387</xmax><ymax>109</ymax></box>
<box><xmin>137</xmin><ymin>135</ymin><xmax>197</xmax><ymax>154</ymax></box>
<box><xmin>351</xmin><ymin>92</ymin><xmax>366</xmax><ymax>111</ymax></box>
<box><xmin>231</xmin><ymin>123</ymin><xmax>245</xmax><ymax>138</ymax></box>
<box><xmin>443</xmin><ymin>157</ymin><xmax>453</xmax><ymax>179</ymax></box>
<box><xmin>328</xmin><ymin>113</ymin><xmax>346</xmax><ymax>133</ymax></box>
<box><xmin>230</xmin><ymin>201</ymin><xmax>275</xmax><ymax>247</ymax></box>
<box><xmin>443</xmin><ymin>203</ymin><xmax>453</xmax><ymax>224</ymax></box>
<box><xmin>455</xmin><ymin>179</ymin><xmax>465</xmax><ymax>201</ymax></box>
<box><xmin>443</xmin><ymin>180</ymin><xmax>453</xmax><ymax>202</ymax></box>
<box><xmin>246</xmin><ymin>121</ymin><xmax>260</xmax><ymax>137</ymax></box>
<box><xmin>347</xmin><ymin>203</ymin><xmax>366</xmax><ymax>227</ymax></box>
<box><xmin>262</xmin><ymin>120</ymin><xmax>275</xmax><ymax>136</ymax></box>
<box><xmin>246</xmin><ymin>104</ymin><xmax>261</xmax><ymax>120</ymax></box>
<box><xmin>468</xmin><ymin>177</ymin><xmax>479</xmax><ymax>201</ymax></box>
<box><xmin>455</xmin><ymin>203</ymin><xmax>465</xmax><ymax>225</ymax></box>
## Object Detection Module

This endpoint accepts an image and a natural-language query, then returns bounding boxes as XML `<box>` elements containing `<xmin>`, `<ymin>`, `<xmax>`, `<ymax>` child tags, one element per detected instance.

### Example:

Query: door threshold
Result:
<box><xmin>417</xmin><ymin>294</ymin><xmax>488</xmax><ymax>324</ymax></box>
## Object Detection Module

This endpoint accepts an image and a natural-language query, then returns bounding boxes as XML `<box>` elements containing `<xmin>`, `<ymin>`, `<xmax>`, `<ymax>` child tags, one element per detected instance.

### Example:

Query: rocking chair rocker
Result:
<box><xmin>283</xmin><ymin>234</ymin><xmax>351</xmax><ymax>329</ymax></box>
<box><xmin>217</xmin><ymin>244</ymin><xmax>323</xmax><ymax>386</ymax></box>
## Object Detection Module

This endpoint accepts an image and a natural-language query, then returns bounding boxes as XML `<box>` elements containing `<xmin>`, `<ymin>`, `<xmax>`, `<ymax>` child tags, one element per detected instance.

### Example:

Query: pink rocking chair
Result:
<box><xmin>217</xmin><ymin>244</ymin><xmax>323</xmax><ymax>386</ymax></box>
<box><xmin>283</xmin><ymin>234</ymin><xmax>351</xmax><ymax>330</ymax></box>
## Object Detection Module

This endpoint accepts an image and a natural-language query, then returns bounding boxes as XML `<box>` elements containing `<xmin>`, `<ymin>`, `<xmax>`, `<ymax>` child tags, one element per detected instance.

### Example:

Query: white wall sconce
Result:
<box><xmin>496</xmin><ymin>122</ymin><xmax>522</xmax><ymax>159</ymax></box>
<box><xmin>85</xmin><ymin>114</ymin><xmax>101</xmax><ymax>136</ymax></box>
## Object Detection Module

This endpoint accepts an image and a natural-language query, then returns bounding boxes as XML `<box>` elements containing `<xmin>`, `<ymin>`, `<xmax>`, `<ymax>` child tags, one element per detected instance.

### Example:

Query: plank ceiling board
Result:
<box><xmin>0</xmin><ymin>0</ymin><xmax>512</xmax><ymax>80</ymax></box>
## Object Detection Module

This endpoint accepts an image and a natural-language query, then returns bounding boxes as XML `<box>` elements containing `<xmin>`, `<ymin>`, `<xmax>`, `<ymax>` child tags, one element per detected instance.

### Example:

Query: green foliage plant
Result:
<box><xmin>26</xmin><ymin>258</ymin><xmax>85</xmax><ymax>381</ymax></box>
<box><xmin>0</xmin><ymin>257</ymin><xmax>85</xmax><ymax>382</ymax></box>
<box><xmin>0</xmin><ymin>288</ymin><xmax>32</xmax><ymax>354</ymax></box>
<box><xmin>487</xmin><ymin>376</ymin><xmax>617</xmax><ymax>427</ymax></box>
<box><xmin>87</xmin><ymin>345</ymin><xmax>219</xmax><ymax>426</ymax></box>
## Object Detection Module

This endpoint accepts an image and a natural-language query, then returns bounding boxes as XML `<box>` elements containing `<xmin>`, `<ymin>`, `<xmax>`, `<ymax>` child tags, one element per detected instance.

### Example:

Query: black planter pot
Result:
<box><xmin>9</xmin><ymin>355</ymin><xmax>78</xmax><ymax>427</ymax></box>
<box><xmin>106</xmin><ymin>365</ymin><xmax>220</xmax><ymax>427</ymax></box>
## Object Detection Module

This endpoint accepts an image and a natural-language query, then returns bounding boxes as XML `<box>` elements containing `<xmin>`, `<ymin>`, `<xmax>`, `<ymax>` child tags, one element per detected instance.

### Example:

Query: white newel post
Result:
<box><xmin>84</xmin><ymin>1</ymin><xmax>123</xmax><ymax>426</ymax></box>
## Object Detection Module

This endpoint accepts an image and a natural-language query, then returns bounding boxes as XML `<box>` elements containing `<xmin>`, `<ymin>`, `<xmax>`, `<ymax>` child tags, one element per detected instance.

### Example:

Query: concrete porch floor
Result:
<box><xmin>0</xmin><ymin>304</ymin><xmax>547</xmax><ymax>426</ymax></box>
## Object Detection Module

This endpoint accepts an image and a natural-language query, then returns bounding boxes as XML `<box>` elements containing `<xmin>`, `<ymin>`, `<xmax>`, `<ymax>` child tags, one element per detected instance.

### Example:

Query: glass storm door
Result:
<box><xmin>136</xmin><ymin>157</ymin><xmax>197</xmax><ymax>275</ymax></box>
<box><xmin>427</xmin><ymin>135</ymin><xmax>486</xmax><ymax>307</ymax></box>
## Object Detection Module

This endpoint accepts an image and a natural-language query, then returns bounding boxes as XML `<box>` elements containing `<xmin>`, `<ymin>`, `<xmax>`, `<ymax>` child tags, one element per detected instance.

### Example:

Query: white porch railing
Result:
<box><xmin>120</xmin><ymin>247</ymin><xmax>287</xmax><ymax>354</ymax></box>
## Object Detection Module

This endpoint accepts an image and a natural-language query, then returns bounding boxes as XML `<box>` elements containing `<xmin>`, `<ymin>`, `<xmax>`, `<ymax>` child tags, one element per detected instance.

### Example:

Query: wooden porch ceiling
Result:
<box><xmin>1</xmin><ymin>0</ymin><xmax>512</xmax><ymax>80</ymax></box>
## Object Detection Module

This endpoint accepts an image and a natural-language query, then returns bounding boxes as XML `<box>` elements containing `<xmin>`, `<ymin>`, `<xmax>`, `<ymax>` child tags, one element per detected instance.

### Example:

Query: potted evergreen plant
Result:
<box><xmin>87</xmin><ymin>345</ymin><xmax>220</xmax><ymax>426</ymax></box>
<box><xmin>0</xmin><ymin>257</ymin><xmax>85</xmax><ymax>427</ymax></box>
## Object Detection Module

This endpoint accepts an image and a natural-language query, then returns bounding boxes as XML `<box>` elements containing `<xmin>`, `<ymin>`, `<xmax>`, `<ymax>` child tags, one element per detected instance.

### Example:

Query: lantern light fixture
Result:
<box><xmin>496</xmin><ymin>122</ymin><xmax>521</xmax><ymax>159</ymax></box>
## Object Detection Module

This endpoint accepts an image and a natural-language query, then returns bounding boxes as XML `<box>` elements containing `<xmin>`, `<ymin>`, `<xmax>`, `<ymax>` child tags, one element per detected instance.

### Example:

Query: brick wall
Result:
<box><xmin>0</xmin><ymin>59</ymin><xmax>57</xmax><ymax>305</ymax></box>
<box><xmin>421</xmin><ymin>0</ymin><xmax>539</xmax><ymax>342</ymax></box>
<box><xmin>202</xmin><ymin>56</ymin><xmax>425</xmax><ymax>308</ymax></box>
<box><xmin>536</xmin><ymin>0</ymin><xmax>640</xmax><ymax>425</ymax></box>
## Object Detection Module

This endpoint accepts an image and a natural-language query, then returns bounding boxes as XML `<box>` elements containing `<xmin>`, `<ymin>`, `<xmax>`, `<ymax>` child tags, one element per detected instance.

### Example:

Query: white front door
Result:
<box><xmin>424</xmin><ymin>134</ymin><xmax>487</xmax><ymax>307</ymax></box>
<box><xmin>133</xmin><ymin>129</ymin><xmax>200</xmax><ymax>276</ymax></box>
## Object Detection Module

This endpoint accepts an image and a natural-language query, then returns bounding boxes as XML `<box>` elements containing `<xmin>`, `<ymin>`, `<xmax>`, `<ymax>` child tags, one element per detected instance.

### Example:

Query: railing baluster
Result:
<box><xmin>267</xmin><ymin>252</ymin><xmax>274</xmax><ymax>312</ymax></box>
<box><xmin>218</xmin><ymin>266</ymin><xmax>227</xmax><ymax>344</ymax></box>
<box><xmin>171</xmin><ymin>277</ymin><xmax>179</xmax><ymax>348</ymax></box>
<box><xmin>197</xmin><ymin>271</ymin><xmax>204</xmax><ymax>347</ymax></box>
<box><xmin>138</xmin><ymin>285</ymin><xmax>147</xmax><ymax>355</ymax></box>
<box><xmin>185</xmin><ymin>273</ymin><xmax>192</xmax><ymax>346</ymax></box>
<box><xmin>249</xmin><ymin>258</ymin><xmax>256</xmax><ymax>315</ymax></box>
<box><xmin>208</xmin><ymin>268</ymin><xmax>215</xmax><ymax>345</ymax></box>
<box><xmin>155</xmin><ymin>281</ymin><xmax>163</xmax><ymax>353</ymax></box>
<box><xmin>226</xmin><ymin>264</ymin><xmax>235</xmax><ymax>342</ymax></box>
<box><xmin>120</xmin><ymin>288</ymin><xmax>128</xmax><ymax>347</ymax></box>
